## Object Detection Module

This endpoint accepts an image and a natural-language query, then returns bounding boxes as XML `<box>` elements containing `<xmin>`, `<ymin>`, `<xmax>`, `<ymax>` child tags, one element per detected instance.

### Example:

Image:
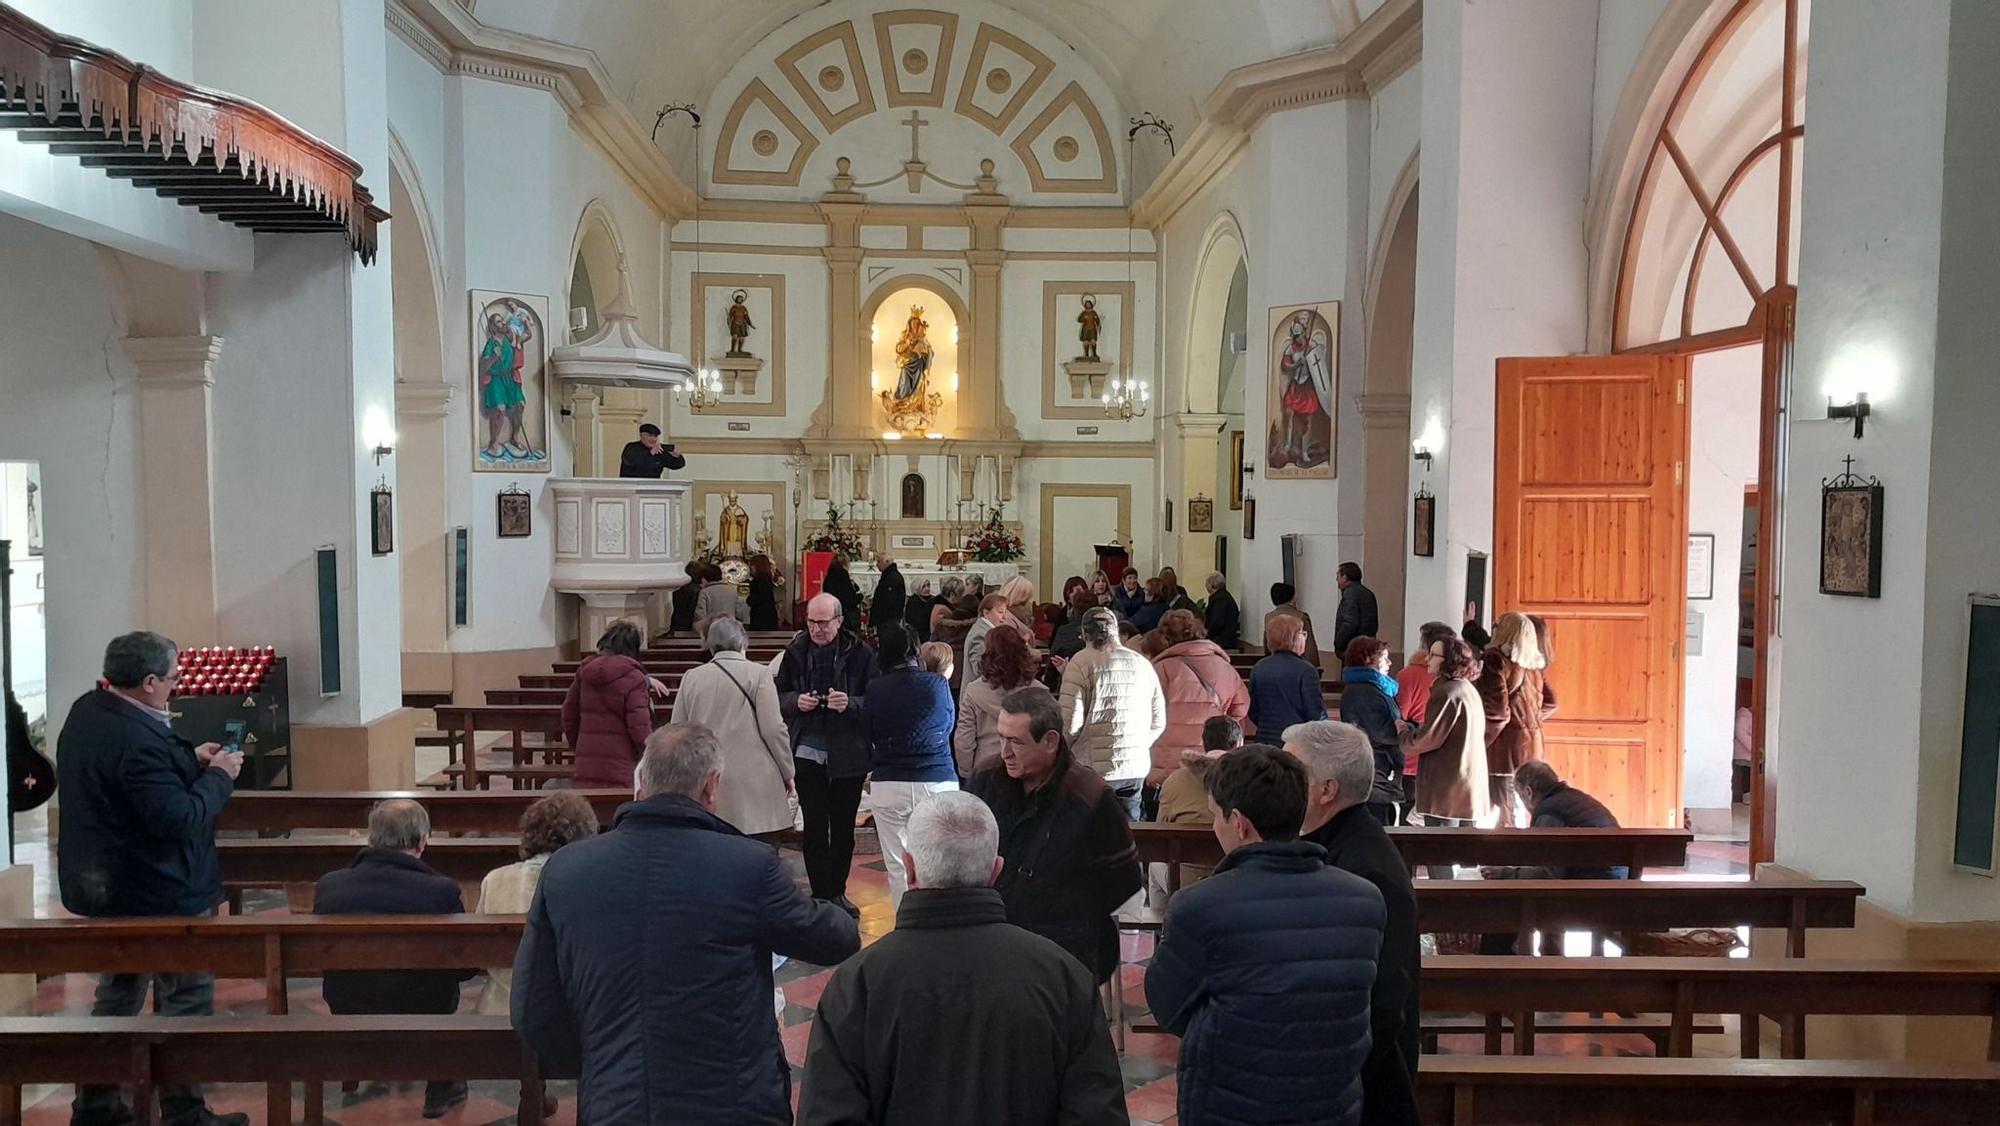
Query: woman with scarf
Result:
<box><xmin>1339</xmin><ymin>636</ymin><xmax>1409</xmax><ymax>826</ymax></box>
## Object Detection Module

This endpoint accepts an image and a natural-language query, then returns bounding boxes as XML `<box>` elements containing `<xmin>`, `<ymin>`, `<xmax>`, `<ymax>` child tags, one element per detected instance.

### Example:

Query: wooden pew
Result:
<box><xmin>1421</xmin><ymin>955</ymin><xmax>2000</xmax><ymax>1060</ymax></box>
<box><xmin>486</xmin><ymin>687</ymin><xmax>677</xmax><ymax>708</ymax></box>
<box><xmin>432</xmin><ymin>705</ymin><xmax>659</xmax><ymax>789</ymax></box>
<box><xmin>218</xmin><ymin>839</ymin><xmax>522</xmax><ymax>887</ymax></box>
<box><xmin>1131</xmin><ymin>823</ymin><xmax>1694</xmax><ymax>893</ymax></box>
<box><xmin>1418</xmin><ymin>878</ymin><xmax>1862</xmax><ymax>957</ymax></box>
<box><xmin>0</xmin><ymin>1015</ymin><xmax>545</xmax><ymax>1126</ymax></box>
<box><xmin>219</xmin><ymin>790</ymin><xmax>630</xmax><ymax>834</ymax></box>
<box><xmin>1413</xmin><ymin>1056</ymin><xmax>2000</xmax><ymax>1125</ymax></box>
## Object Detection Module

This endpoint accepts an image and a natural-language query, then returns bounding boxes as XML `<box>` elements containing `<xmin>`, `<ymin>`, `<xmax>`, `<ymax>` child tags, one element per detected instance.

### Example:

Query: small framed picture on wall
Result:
<box><xmin>1188</xmin><ymin>495</ymin><xmax>1214</xmax><ymax>534</ymax></box>
<box><xmin>369</xmin><ymin>487</ymin><xmax>394</xmax><ymax>556</ymax></box>
<box><xmin>1242</xmin><ymin>496</ymin><xmax>1257</xmax><ymax>541</ymax></box>
<box><xmin>1412</xmin><ymin>490</ymin><xmax>1435</xmax><ymax>557</ymax></box>
<box><xmin>497</xmin><ymin>485</ymin><xmax>532</xmax><ymax>538</ymax></box>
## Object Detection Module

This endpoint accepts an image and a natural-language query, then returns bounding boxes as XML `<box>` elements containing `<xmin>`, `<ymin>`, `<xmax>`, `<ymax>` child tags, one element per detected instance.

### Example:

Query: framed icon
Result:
<box><xmin>1188</xmin><ymin>494</ymin><xmax>1214</xmax><ymax>534</ymax></box>
<box><xmin>497</xmin><ymin>485</ymin><xmax>533</xmax><ymax>539</ymax></box>
<box><xmin>1242</xmin><ymin>496</ymin><xmax>1257</xmax><ymax>541</ymax></box>
<box><xmin>1228</xmin><ymin>430</ymin><xmax>1246</xmax><ymax>510</ymax></box>
<box><xmin>369</xmin><ymin>487</ymin><xmax>394</xmax><ymax>556</ymax></box>
<box><xmin>1412</xmin><ymin>490</ymin><xmax>1434</xmax><ymax>558</ymax></box>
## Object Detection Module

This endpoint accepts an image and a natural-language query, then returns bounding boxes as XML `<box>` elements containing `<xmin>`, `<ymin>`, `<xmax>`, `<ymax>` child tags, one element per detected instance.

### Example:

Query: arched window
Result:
<box><xmin>1616</xmin><ymin>0</ymin><xmax>1807</xmax><ymax>351</ymax></box>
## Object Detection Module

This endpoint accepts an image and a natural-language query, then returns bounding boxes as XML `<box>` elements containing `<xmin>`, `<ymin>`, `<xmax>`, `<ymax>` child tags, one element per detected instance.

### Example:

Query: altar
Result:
<box><xmin>853</xmin><ymin>560</ymin><xmax>1027</xmax><ymax>597</ymax></box>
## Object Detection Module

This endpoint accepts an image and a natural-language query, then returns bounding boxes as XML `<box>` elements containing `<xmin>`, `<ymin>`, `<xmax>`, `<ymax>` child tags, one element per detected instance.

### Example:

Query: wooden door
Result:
<box><xmin>1495</xmin><ymin>355</ymin><xmax>1689</xmax><ymax>828</ymax></box>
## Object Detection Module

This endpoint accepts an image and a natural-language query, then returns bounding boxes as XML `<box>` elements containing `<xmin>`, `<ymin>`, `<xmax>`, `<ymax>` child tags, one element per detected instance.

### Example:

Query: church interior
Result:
<box><xmin>4</xmin><ymin>0</ymin><xmax>2000</xmax><ymax>1121</ymax></box>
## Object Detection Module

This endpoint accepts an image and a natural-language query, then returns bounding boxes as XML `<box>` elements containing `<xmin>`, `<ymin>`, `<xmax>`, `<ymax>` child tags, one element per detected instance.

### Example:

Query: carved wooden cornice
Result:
<box><xmin>0</xmin><ymin>3</ymin><xmax>388</xmax><ymax>261</ymax></box>
<box><xmin>1130</xmin><ymin>0</ymin><xmax>1421</xmax><ymax>230</ymax></box>
<box><xmin>386</xmin><ymin>0</ymin><xmax>697</xmax><ymax>220</ymax></box>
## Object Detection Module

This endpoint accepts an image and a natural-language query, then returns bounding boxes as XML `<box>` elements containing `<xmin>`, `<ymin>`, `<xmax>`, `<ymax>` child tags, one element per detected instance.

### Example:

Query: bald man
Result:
<box><xmin>776</xmin><ymin>592</ymin><xmax>877</xmax><ymax>915</ymax></box>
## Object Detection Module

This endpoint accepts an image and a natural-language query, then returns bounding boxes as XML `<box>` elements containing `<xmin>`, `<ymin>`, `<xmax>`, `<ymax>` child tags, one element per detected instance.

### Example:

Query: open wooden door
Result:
<box><xmin>1495</xmin><ymin>355</ymin><xmax>1690</xmax><ymax>828</ymax></box>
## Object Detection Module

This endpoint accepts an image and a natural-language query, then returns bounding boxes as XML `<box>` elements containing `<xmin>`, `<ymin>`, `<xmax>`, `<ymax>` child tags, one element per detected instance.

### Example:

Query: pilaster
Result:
<box><xmin>125</xmin><ymin>335</ymin><xmax>225</xmax><ymax>645</ymax></box>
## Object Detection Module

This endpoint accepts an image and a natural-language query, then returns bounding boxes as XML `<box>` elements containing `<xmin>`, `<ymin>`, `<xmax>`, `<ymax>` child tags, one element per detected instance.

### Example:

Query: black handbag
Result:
<box><xmin>7</xmin><ymin>692</ymin><xmax>54</xmax><ymax>812</ymax></box>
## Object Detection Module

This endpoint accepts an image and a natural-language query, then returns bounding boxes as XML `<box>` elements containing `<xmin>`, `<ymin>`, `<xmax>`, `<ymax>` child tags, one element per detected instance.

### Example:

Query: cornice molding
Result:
<box><xmin>386</xmin><ymin>0</ymin><xmax>696</xmax><ymax>220</ymax></box>
<box><xmin>125</xmin><ymin>335</ymin><xmax>226</xmax><ymax>385</ymax></box>
<box><xmin>1131</xmin><ymin>0</ymin><xmax>1421</xmax><ymax>231</ymax></box>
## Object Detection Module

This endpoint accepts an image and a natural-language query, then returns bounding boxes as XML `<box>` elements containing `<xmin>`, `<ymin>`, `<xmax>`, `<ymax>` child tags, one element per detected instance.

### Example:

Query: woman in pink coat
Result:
<box><xmin>1149</xmin><ymin>610</ymin><xmax>1250</xmax><ymax>793</ymax></box>
<box><xmin>561</xmin><ymin>620</ymin><xmax>661</xmax><ymax>788</ymax></box>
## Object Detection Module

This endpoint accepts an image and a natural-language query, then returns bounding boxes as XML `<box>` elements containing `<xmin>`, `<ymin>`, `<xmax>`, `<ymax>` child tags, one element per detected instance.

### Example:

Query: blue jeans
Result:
<box><xmin>1109</xmin><ymin>779</ymin><xmax>1146</xmax><ymax>823</ymax></box>
<box><xmin>71</xmin><ymin>971</ymin><xmax>216</xmax><ymax>1125</ymax></box>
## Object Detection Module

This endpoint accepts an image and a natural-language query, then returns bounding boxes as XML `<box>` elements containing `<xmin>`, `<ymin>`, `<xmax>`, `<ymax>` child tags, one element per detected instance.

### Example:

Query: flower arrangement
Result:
<box><xmin>964</xmin><ymin>504</ymin><xmax>1025</xmax><ymax>562</ymax></box>
<box><xmin>803</xmin><ymin>503</ymin><xmax>866</xmax><ymax>561</ymax></box>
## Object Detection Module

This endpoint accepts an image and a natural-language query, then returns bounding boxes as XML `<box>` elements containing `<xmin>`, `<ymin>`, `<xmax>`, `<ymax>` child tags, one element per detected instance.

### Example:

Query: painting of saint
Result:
<box><xmin>1265</xmin><ymin>302</ymin><xmax>1338</xmax><ymax>480</ymax></box>
<box><xmin>471</xmin><ymin>291</ymin><xmax>552</xmax><ymax>472</ymax></box>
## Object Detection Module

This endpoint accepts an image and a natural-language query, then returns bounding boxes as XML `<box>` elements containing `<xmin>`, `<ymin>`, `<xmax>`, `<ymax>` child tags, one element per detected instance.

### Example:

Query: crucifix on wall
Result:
<box><xmin>901</xmin><ymin>109</ymin><xmax>929</xmax><ymax>192</ymax></box>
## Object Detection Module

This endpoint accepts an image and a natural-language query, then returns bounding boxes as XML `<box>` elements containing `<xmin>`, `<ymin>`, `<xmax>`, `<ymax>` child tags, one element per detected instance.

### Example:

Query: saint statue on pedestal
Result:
<box><xmin>719</xmin><ymin>491</ymin><xmax>750</xmax><ymax>560</ymax></box>
<box><xmin>726</xmin><ymin>290</ymin><xmax>755</xmax><ymax>357</ymax></box>
<box><xmin>1076</xmin><ymin>295</ymin><xmax>1102</xmax><ymax>361</ymax></box>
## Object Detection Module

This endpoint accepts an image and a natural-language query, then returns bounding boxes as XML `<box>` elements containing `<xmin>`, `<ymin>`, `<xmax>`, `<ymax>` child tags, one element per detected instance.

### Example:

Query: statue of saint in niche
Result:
<box><xmin>891</xmin><ymin>306</ymin><xmax>933</xmax><ymax>402</ymax></box>
<box><xmin>901</xmin><ymin>472</ymin><xmax>925</xmax><ymax>519</ymax></box>
<box><xmin>718</xmin><ymin>490</ymin><xmax>750</xmax><ymax>560</ymax></box>
<box><xmin>725</xmin><ymin>290</ymin><xmax>755</xmax><ymax>357</ymax></box>
<box><xmin>1076</xmin><ymin>295</ymin><xmax>1102</xmax><ymax>362</ymax></box>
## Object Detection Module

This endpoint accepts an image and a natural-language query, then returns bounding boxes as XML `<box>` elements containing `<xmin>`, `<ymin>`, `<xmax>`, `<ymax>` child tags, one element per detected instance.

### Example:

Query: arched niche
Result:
<box><xmin>860</xmin><ymin>274</ymin><xmax>967</xmax><ymax>440</ymax></box>
<box><xmin>566</xmin><ymin>201</ymin><xmax>631</xmax><ymax>342</ymax></box>
<box><xmin>1180</xmin><ymin>211</ymin><xmax>1249</xmax><ymax>415</ymax></box>
<box><xmin>1361</xmin><ymin>152</ymin><xmax>1419</xmax><ymax>650</ymax></box>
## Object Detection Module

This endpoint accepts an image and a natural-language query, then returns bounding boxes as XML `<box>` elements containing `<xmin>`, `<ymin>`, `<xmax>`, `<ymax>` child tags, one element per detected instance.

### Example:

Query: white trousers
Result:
<box><xmin>867</xmin><ymin>779</ymin><xmax>961</xmax><ymax>910</ymax></box>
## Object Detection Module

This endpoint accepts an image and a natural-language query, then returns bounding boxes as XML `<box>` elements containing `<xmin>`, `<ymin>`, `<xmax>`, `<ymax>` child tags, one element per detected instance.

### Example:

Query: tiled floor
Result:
<box><xmin>9</xmin><ymin>802</ymin><xmax>1749</xmax><ymax>1125</ymax></box>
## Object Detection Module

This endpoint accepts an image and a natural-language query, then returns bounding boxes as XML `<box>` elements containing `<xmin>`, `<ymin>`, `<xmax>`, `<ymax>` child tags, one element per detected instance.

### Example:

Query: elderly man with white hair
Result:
<box><xmin>776</xmin><ymin>590</ymin><xmax>877</xmax><ymax>915</ymax></box>
<box><xmin>797</xmin><ymin>792</ymin><xmax>1128</xmax><ymax>1126</ymax></box>
<box><xmin>1203</xmin><ymin>570</ymin><xmax>1242</xmax><ymax>650</ymax></box>
<box><xmin>1285</xmin><ymin>720</ymin><xmax>1422</xmax><ymax>1126</ymax></box>
<box><xmin>514</xmin><ymin>723</ymin><xmax>859</xmax><ymax>1125</ymax></box>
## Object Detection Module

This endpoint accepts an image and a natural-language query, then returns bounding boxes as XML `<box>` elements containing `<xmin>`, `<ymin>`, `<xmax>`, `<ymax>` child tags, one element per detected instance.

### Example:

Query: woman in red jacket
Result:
<box><xmin>562</xmin><ymin>620</ymin><xmax>659</xmax><ymax>788</ymax></box>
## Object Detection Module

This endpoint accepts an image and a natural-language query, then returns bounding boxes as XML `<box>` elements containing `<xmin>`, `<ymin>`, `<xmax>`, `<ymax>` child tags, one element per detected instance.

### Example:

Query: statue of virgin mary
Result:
<box><xmin>891</xmin><ymin>306</ymin><xmax>933</xmax><ymax>402</ymax></box>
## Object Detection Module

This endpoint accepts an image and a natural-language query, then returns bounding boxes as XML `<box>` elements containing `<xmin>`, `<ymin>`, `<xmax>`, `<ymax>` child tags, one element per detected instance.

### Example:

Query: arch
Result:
<box><xmin>386</xmin><ymin>127</ymin><xmax>445</xmax><ymax>370</ymax></box>
<box><xmin>1587</xmin><ymin>0</ymin><xmax>1807</xmax><ymax>352</ymax></box>
<box><xmin>385</xmin><ymin>142</ymin><xmax>453</xmax><ymax>675</ymax></box>
<box><xmin>1180</xmin><ymin>210</ymin><xmax>1249</xmax><ymax>415</ymax></box>
<box><xmin>388</xmin><ymin>159</ymin><xmax>446</xmax><ymax>385</ymax></box>
<box><xmin>566</xmin><ymin>199</ymin><xmax>631</xmax><ymax>338</ymax></box>
<box><xmin>857</xmin><ymin>271</ymin><xmax>970</xmax><ymax>331</ymax></box>
<box><xmin>1364</xmin><ymin>151</ymin><xmax>1420</xmax><ymax>350</ymax></box>
<box><xmin>1361</xmin><ymin>161</ymin><xmax>1418</xmax><ymax>650</ymax></box>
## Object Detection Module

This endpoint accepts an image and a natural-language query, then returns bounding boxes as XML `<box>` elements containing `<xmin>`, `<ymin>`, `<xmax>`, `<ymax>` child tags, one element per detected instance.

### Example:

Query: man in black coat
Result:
<box><xmin>1331</xmin><ymin>561</ymin><xmax>1380</xmax><ymax>656</ymax></box>
<box><xmin>869</xmin><ymin>551</ymin><xmax>906</xmax><ymax>634</ymax></box>
<box><xmin>1286</xmin><ymin>720</ymin><xmax>1421</xmax><ymax>1126</ymax></box>
<box><xmin>617</xmin><ymin>422</ymin><xmax>686</xmax><ymax>478</ymax></box>
<box><xmin>967</xmin><ymin>686</ymin><xmax>1141</xmax><ymax>986</ymax></box>
<box><xmin>1202</xmin><ymin>571</ymin><xmax>1241</xmax><ymax>650</ymax></box>
<box><xmin>1506</xmin><ymin>760</ymin><xmax>1627</xmax><ymax>879</ymax></box>
<box><xmin>775</xmin><ymin>593</ymin><xmax>877</xmax><ymax>912</ymax></box>
<box><xmin>312</xmin><ymin>798</ymin><xmax>473</xmax><ymax>1118</ymax></box>
<box><xmin>798</xmin><ymin>791</ymin><xmax>1127</xmax><ymax>1126</ymax></box>
<box><xmin>513</xmin><ymin>724</ymin><xmax>859</xmax><ymax>1125</ymax></box>
<box><xmin>56</xmin><ymin>631</ymin><xmax>248</xmax><ymax>1126</ymax></box>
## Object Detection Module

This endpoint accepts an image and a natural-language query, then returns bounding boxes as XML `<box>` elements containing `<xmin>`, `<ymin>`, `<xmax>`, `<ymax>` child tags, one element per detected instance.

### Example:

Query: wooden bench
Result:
<box><xmin>220</xmin><ymin>790</ymin><xmax>631</xmax><ymax>834</ymax></box>
<box><xmin>1421</xmin><ymin>956</ymin><xmax>2000</xmax><ymax>1060</ymax></box>
<box><xmin>0</xmin><ymin>1015</ymin><xmax>546</xmax><ymax>1126</ymax></box>
<box><xmin>432</xmin><ymin>705</ymin><xmax>660</xmax><ymax>789</ymax></box>
<box><xmin>1417</xmin><ymin>878</ymin><xmax>1862</xmax><ymax>957</ymax></box>
<box><xmin>217</xmin><ymin>838</ymin><xmax>525</xmax><ymax>887</ymax></box>
<box><xmin>1131</xmin><ymin>823</ymin><xmax>1694</xmax><ymax>893</ymax></box>
<box><xmin>487</xmin><ymin>687</ymin><xmax>677</xmax><ymax>707</ymax></box>
<box><xmin>1413</xmin><ymin>1056</ymin><xmax>2000</xmax><ymax>1125</ymax></box>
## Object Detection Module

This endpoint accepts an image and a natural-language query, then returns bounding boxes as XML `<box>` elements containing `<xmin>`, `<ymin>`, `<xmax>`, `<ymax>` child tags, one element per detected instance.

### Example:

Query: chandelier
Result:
<box><xmin>1102</xmin><ymin>376</ymin><xmax>1150</xmax><ymax>420</ymax></box>
<box><xmin>676</xmin><ymin>367</ymin><xmax>723</xmax><ymax>412</ymax></box>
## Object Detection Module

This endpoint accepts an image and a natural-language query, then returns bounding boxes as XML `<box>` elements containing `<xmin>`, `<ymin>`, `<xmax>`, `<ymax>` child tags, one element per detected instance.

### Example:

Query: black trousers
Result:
<box><xmin>795</xmin><ymin>759</ymin><xmax>865</xmax><ymax>899</ymax></box>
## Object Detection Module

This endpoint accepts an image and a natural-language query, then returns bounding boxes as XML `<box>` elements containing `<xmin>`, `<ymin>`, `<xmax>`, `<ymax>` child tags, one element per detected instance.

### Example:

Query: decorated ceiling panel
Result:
<box><xmin>707</xmin><ymin>1</ymin><xmax>1123</xmax><ymax>203</ymax></box>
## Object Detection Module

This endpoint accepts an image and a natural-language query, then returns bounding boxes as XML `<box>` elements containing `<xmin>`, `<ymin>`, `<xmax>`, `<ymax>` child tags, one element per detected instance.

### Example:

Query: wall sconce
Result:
<box><xmin>372</xmin><ymin>440</ymin><xmax>396</xmax><ymax>465</ymax></box>
<box><xmin>1412</xmin><ymin>443</ymin><xmax>1435</xmax><ymax>470</ymax></box>
<box><xmin>363</xmin><ymin>408</ymin><xmax>397</xmax><ymax>465</ymax></box>
<box><xmin>1827</xmin><ymin>391</ymin><xmax>1871</xmax><ymax>439</ymax></box>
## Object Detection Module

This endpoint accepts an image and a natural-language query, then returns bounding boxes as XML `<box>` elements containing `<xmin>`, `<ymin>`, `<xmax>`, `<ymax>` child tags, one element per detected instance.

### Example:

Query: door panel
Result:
<box><xmin>1496</xmin><ymin>355</ymin><xmax>1689</xmax><ymax>828</ymax></box>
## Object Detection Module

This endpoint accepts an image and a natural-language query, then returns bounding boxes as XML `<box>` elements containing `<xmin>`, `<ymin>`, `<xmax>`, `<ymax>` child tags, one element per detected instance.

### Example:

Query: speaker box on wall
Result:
<box><xmin>1280</xmin><ymin>534</ymin><xmax>1301</xmax><ymax>590</ymax></box>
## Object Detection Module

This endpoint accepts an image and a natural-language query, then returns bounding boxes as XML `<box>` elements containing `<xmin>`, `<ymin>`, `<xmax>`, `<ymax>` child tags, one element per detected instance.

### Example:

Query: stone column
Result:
<box><xmin>125</xmin><ymin>335</ymin><xmax>225</xmax><ymax>645</ymax></box>
<box><xmin>567</xmin><ymin>384</ymin><xmax>602</xmax><ymax>476</ymax></box>
<box><xmin>395</xmin><ymin>381</ymin><xmax>453</xmax><ymax>688</ymax></box>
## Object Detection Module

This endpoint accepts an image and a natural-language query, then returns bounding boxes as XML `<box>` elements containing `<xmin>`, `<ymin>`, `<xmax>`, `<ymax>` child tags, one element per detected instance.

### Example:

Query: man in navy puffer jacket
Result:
<box><xmin>1144</xmin><ymin>744</ymin><xmax>1384</xmax><ymax>1126</ymax></box>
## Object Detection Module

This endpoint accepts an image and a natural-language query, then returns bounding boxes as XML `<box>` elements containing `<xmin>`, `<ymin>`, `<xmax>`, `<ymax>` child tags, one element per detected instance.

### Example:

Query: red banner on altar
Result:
<box><xmin>802</xmin><ymin>552</ymin><xmax>834</xmax><ymax>602</ymax></box>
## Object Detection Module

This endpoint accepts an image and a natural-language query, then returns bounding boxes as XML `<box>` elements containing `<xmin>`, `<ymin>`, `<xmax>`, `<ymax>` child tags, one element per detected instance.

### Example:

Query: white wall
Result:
<box><xmin>10</xmin><ymin>0</ymin><xmax>193</xmax><ymax>75</ymax></box>
<box><xmin>0</xmin><ymin>217</ymin><xmax>145</xmax><ymax>747</ymax></box>
<box><xmin>1407</xmin><ymin>0</ymin><xmax>1597</xmax><ymax>646</ymax></box>
<box><xmin>1776</xmin><ymin>0</ymin><xmax>1950</xmax><ymax>918</ymax></box>
<box><xmin>1682</xmin><ymin>347</ymin><xmax>1759</xmax><ymax>812</ymax></box>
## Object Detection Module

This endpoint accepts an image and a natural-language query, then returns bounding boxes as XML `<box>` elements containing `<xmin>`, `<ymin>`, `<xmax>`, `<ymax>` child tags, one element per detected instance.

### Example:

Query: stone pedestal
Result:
<box><xmin>550</xmin><ymin>477</ymin><xmax>693</xmax><ymax>642</ymax></box>
<box><xmin>713</xmin><ymin>354</ymin><xmax>764</xmax><ymax>397</ymax></box>
<box><xmin>1063</xmin><ymin>359</ymin><xmax>1112</xmax><ymax>400</ymax></box>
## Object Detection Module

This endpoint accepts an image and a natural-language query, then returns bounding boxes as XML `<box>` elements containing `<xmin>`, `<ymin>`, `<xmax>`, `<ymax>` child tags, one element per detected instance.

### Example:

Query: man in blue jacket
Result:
<box><xmin>57</xmin><ymin>631</ymin><xmax>247</xmax><ymax>1126</ymax></box>
<box><xmin>512</xmin><ymin>723</ymin><xmax>859</xmax><ymax>1125</ymax></box>
<box><xmin>1144</xmin><ymin>744</ymin><xmax>1384</xmax><ymax>1126</ymax></box>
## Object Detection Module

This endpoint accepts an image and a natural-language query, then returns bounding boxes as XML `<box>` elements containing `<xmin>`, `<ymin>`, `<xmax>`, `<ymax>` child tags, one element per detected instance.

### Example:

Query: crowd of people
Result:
<box><xmin>50</xmin><ymin>564</ymin><xmax>1617</xmax><ymax>1125</ymax></box>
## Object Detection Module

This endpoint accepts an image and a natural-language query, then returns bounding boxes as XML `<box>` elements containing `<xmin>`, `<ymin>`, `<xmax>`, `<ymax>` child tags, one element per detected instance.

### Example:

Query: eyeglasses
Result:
<box><xmin>806</xmin><ymin>616</ymin><xmax>840</xmax><ymax>627</ymax></box>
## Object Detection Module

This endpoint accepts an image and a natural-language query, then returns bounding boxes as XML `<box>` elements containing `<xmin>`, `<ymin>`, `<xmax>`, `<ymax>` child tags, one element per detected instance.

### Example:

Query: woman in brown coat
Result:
<box><xmin>1476</xmin><ymin>612</ymin><xmax>1556</xmax><ymax>827</ymax></box>
<box><xmin>1405</xmin><ymin>636</ymin><xmax>1491</xmax><ymax>847</ymax></box>
<box><xmin>562</xmin><ymin>620</ymin><xmax>661</xmax><ymax>788</ymax></box>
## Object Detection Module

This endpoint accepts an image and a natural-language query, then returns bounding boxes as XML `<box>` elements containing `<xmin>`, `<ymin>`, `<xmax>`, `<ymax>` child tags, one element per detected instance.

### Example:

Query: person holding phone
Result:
<box><xmin>57</xmin><ymin>631</ymin><xmax>248</xmax><ymax>1126</ymax></box>
<box><xmin>618</xmin><ymin>422</ymin><xmax>685</xmax><ymax>478</ymax></box>
<box><xmin>775</xmin><ymin>593</ymin><xmax>875</xmax><ymax>916</ymax></box>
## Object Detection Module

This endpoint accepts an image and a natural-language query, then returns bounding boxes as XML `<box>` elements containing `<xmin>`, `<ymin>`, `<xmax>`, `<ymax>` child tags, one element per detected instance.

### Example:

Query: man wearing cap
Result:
<box><xmin>618</xmin><ymin>423</ymin><xmax>686</xmax><ymax>478</ymax></box>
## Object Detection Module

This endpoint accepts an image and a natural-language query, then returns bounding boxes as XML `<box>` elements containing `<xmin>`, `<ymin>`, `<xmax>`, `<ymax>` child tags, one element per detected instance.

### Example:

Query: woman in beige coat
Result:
<box><xmin>1406</xmin><ymin>635</ymin><xmax>1492</xmax><ymax>840</ymax></box>
<box><xmin>475</xmin><ymin>791</ymin><xmax>599</xmax><ymax>1015</ymax></box>
<box><xmin>669</xmin><ymin>618</ymin><xmax>795</xmax><ymax>835</ymax></box>
<box><xmin>952</xmin><ymin>625</ymin><xmax>1039</xmax><ymax>777</ymax></box>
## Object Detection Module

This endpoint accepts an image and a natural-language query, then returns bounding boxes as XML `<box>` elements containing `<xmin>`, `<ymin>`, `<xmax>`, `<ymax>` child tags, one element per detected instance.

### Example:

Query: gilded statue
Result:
<box><xmin>718</xmin><ymin>490</ymin><xmax>750</xmax><ymax>560</ymax></box>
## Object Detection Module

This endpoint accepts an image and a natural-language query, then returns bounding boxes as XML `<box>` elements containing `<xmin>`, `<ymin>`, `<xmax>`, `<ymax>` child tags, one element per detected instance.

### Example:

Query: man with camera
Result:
<box><xmin>618</xmin><ymin>422</ymin><xmax>686</xmax><ymax>478</ymax></box>
<box><xmin>776</xmin><ymin>592</ymin><xmax>875</xmax><ymax>916</ymax></box>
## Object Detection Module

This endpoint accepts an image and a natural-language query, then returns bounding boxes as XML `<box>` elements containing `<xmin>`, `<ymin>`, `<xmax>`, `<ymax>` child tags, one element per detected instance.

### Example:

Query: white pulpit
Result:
<box><xmin>550</xmin><ymin>478</ymin><xmax>692</xmax><ymax>642</ymax></box>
